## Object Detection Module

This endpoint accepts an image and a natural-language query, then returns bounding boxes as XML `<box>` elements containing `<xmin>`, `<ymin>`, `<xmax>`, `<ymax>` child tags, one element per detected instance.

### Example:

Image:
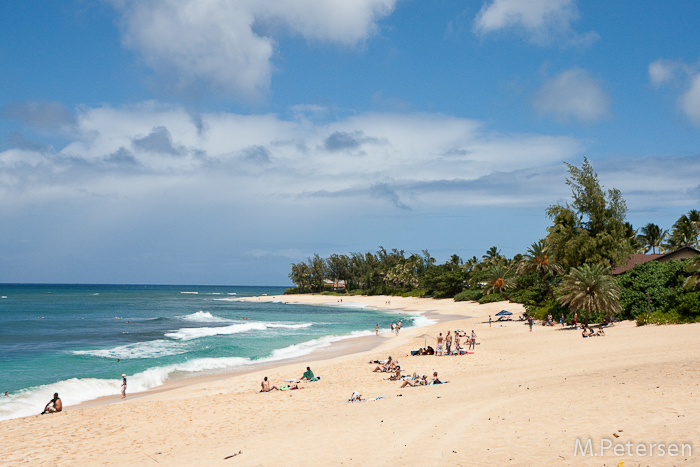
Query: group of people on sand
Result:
<box><xmin>581</xmin><ymin>326</ymin><xmax>605</xmax><ymax>338</ymax></box>
<box><xmin>260</xmin><ymin>366</ymin><xmax>318</xmax><ymax>392</ymax></box>
<box><xmin>371</xmin><ymin>356</ymin><xmax>445</xmax><ymax>387</ymax></box>
<box><xmin>390</xmin><ymin>321</ymin><xmax>402</xmax><ymax>335</ymax></box>
<box><xmin>435</xmin><ymin>330</ymin><xmax>476</xmax><ymax>356</ymax></box>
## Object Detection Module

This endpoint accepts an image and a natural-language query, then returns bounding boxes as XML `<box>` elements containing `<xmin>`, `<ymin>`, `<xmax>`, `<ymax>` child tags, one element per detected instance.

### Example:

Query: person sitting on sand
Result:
<box><xmin>42</xmin><ymin>393</ymin><xmax>62</xmax><ymax>414</ymax></box>
<box><xmin>400</xmin><ymin>375</ymin><xmax>427</xmax><ymax>388</ymax></box>
<box><xmin>596</xmin><ymin>328</ymin><xmax>605</xmax><ymax>336</ymax></box>
<box><xmin>430</xmin><ymin>371</ymin><xmax>443</xmax><ymax>385</ymax></box>
<box><xmin>301</xmin><ymin>367</ymin><xmax>318</xmax><ymax>381</ymax></box>
<box><xmin>385</xmin><ymin>366</ymin><xmax>402</xmax><ymax>381</ymax></box>
<box><xmin>261</xmin><ymin>376</ymin><xmax>279</xmax><ymax>392</ymax></box>
<box><xmin>588</xmin><ymin>327</ymin><xmax>595</xmax><ymax>337</ymax></box>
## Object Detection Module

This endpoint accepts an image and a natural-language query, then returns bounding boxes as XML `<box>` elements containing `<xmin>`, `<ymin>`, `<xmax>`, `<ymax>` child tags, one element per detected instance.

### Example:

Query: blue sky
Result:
<box><xmin>1</xmin><ymin>0</ymin><xmax>699</xmax><ymax>285</ymax></box>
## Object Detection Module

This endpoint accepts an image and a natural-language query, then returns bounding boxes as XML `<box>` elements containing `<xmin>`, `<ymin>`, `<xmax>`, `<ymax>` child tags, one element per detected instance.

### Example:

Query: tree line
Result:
<box><xmin>288</xmin><ymin>158</ymin><xmax>700</xmax><ymax>326</ymax></box>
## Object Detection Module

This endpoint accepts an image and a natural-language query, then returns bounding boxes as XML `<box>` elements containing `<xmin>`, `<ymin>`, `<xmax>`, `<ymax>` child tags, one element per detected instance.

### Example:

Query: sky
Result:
<box><xmin>1</xmin><ymin>0</ymin><xmax>699</xmax><ymax>286</ymax></box>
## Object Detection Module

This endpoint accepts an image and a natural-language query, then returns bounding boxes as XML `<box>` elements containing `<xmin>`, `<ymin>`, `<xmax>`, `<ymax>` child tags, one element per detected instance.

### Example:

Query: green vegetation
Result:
<box><xmin>287</xmin><ymin>159</ymin><xmax>700</xmax><ymax>326</ymax></box>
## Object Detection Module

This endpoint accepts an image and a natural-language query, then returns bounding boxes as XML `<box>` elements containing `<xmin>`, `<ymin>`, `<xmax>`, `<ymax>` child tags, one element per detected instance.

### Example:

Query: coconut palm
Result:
<box><xmin>517</xmin><ymin>240</ymin><xmax>563</xmax><ymax>298</ymax></box>
<box><xmin>637</xmin><ymin>223</ymin><xmax>668</xmax><ymax>254</ymax></box>
<box><xmin>666</xmin><ymin>213</ymin><xmax>700</xmax><ymax>249</ymax></box>
<box><xmin>483</xmin><ymin>264</ymin><xmax>514</xmax><ymax>296</ymax></box>
<box><xmin>557</xmin><ymin>263</ymin><xmax>621</xmax><ymax>326</ymax></box>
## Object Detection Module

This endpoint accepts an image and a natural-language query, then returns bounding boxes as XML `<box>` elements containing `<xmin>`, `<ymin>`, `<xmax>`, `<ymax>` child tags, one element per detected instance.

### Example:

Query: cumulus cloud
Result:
<box><xmin>472</xmin><ymin>0</ymin><xmax>597</xmax><ymax>47</ymax></box>
<box><xmin>2</xmin><ymin>100</ymin><xmax>76</xmax><ymax>133</ymax></box>
<box><xmin>680</xmin><ymin>73</ymin><xmax>700</xmax><ymax>125</ymax></box>
<box><xmin>109</xmin><ymin>0</ymin><xmax>397</xmax><ymax>99</ymax></box>
<box><xmin>532</xmin><ymin>68</ymin><xmax>610</xmax><ymax>123</ymax></box>
<box><xmin>648</xmin><ymin>59</ymin><xmax>679</xmax><ymax>86</ymax></box>
<box><xmin>0</xmin><ymin>102</ymin><xmax>586</xmax><ymax>212</ymax></box>
<box><xmin>649</xmin><ymin>58</ymin><xmax>700</xmax><ymax>126</ymax></box>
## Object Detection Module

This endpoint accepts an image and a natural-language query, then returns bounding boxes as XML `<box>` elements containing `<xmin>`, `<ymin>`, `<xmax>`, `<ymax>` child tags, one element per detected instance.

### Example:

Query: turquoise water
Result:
<box><xmin>0</xmin><ymin>284</ymin><xmax>430</xmax><ymax>420</ymax></box>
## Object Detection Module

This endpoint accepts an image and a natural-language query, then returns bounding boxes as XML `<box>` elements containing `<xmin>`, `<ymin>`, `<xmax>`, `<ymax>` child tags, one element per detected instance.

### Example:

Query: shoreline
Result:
<box><xmin>4</xmin><ymin>294</ymin><xmax>697</xmax><ymax>466</ymax></box>
<box><xmin>70</xmin><ymin>295</ymin><xmax>464</xmax><ymax>413</ymax></box>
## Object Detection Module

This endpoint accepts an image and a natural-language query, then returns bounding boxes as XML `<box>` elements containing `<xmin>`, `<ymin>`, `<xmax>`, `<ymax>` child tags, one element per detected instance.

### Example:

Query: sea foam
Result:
<box><xmin>71</xmin><ymin>339</ymin><xmax>189</xmax><ymax>359</ymax></box>
<box><xmin>164</xmin><ymin>321</ymin><xmax>313</xmax><ymax>341</ymax></box>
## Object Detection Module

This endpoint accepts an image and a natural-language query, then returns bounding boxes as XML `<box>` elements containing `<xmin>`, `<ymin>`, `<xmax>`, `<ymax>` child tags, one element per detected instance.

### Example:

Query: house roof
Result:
<box><xmin>612</xmin><ymin>245</ymin><xmax>700</xmax><ymax>275</ymax></box>
<box><xmin>611</xmin><ymin>253</ymin><xmax>663</xmax><ymax>275</ymax></box>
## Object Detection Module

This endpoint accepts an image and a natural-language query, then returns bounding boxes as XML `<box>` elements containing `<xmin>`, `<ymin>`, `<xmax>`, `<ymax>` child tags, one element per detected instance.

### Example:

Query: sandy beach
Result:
<box><xmin>1</xmin><ymin>294</ymin><xmax>697</xmax><ymax>466</ymax></box>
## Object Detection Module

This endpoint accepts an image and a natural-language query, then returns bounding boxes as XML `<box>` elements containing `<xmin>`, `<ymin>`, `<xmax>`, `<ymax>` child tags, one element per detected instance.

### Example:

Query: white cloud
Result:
<box><xmin>680</xmin><ymin>73</ymin><xmax>700</xmax><ymax>125</ymax></box>
<box><xmin>109</xmin><ymin>0</ymin><xmax>397</xmax><ymax>99</ymax></box>
<box><xmin>472</xmin><ymin>0</ymin><xmax>597</xmax><ymax>47</ymax></box>
<box><xmin>648</xmin><ymin>59</ymin><xmax>679</xmax><ymax>86</ymax></box>
<box><xmin>649</xmin><ymin>58</ymin><xmax>700</xmax><ymax>126</ymax></box>
<box><xmin>0</xmin><ymin>103</ymin><xmax>582</xmax><ymax>211</ymax></box>
<box><xmin>532</xmin><ymin>68</ymin><xmax>610</xmax><ymax>123</ymax></box>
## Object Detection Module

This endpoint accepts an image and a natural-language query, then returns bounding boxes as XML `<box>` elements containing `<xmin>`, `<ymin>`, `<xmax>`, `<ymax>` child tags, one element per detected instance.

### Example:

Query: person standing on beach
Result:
<box><xmin>489</xmin><ymin>315</ymin><xmax>492</xmax><ymax>327</ymax></box>
<box><xmin>454</xmin><ymin>333</ymin><xmax>461</xmax><ymax>354</ymax></box>
<box><xmin>527</xmin><ymin>315</ymin><xmax>534</xmax><ymax>332</ymax></box>
<box><xmin>560</xmin><ymin>314</ymin><xmax>565</xmax><ymax>326</ymax></box>
<box><xmin>445</xmin><ymin>331</ymin><xmax>452</xmax><ymax>355</ymax></box>
<box><xmin>397</xmin><ymin>321</ymin><xmax>402</xmax><ymax>334</ymax></box>
<box><xmin>121</xmin><ymin>374</ymin><xmax>127</xmax><ymax>399</ymax></box>
<box><xmin>469</xmin><ymin>330</ymin><xmax>476</xmax><ymax>350</ymax></box>
<box><xmin>391</xmin><ymin>323</ymin><xmax>395</xmax><ymax>334</ymax></box>
<box><xmin>375</xmin><ymin>324</ymin><xmax>379</xmax><ymax>335</ymax></box>
<box><xmin>436</xmin><ymin>333</ymin><xmax>444</xmax><ymax>356</ymax></box>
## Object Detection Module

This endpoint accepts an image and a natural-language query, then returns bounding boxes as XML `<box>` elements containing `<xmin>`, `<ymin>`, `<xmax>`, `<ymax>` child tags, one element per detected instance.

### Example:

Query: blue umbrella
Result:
<box><xmin>495</xmin><ymin>310</ymin><xmax>512</xmax><ymax>316</ymax></box>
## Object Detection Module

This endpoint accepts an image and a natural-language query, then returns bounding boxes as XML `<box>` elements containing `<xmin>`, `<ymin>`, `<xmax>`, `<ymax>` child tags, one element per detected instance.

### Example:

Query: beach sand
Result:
<box><xmin>1</xmin><ymin>295</ymin><xmax>698</xmax><ymax>466</ymax></box>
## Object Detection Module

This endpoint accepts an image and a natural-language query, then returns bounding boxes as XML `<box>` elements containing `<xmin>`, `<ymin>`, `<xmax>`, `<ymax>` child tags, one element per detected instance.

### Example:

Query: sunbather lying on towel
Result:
<box><xmin>400</xmin><ymin>375</ymin><xmax>427</xmax><ymax>388</ymax></box>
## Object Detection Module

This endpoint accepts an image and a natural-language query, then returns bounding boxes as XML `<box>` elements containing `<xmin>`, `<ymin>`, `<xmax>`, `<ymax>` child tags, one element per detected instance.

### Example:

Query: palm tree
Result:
<box><xmin>637</xmin><ymin>223</ymin><xmax>668</xmax><ymax>254</ymax></box>
<box><xmin>557</xmin><ymin>263</ymin><xmax>621</xmax><ymax>326</ymax></box>
<box><xmin>517</xmin><ymin>240</ymin><xmax>563</xmax><ymax>298</ymax></box>
<box><xmin>683</xmin><ymin>256</ymin><xmax>700</xmax><ymax>291</ymax></box>
<box><xmin>482</xmin><ymin>246</ymin><xmax>505</xmax><ymax>265</ymax></box>
<box><xmin>666</xmin><ymin>213</ymin><xmax>700</xmax><ymax>249</ymax></box>
<box><xmin>483</xmin><ymin>264</ymin><xmax>514</xmax><ymax>296</ymax></box>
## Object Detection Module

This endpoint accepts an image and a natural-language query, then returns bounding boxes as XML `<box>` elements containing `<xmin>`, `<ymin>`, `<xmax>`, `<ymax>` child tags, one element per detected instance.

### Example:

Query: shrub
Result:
<box><xmin>454</xmin><ymin>289</ymin><xmax>482</xmax><ymax>302</ymax></box>
<box><xmin>478</xmin><ymin>293</ymin><xmax>505</xmax><ymax>304</ymax></box>
<box><xmin>284</xmin><ymin>287</ymin><xmax>301</xmax><ymax>294</ymax></box>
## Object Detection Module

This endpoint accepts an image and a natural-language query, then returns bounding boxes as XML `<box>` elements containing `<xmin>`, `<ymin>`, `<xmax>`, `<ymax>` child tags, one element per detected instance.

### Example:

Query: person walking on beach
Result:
<box><xmin>41</xmin><ymin>393</ymin><xmax>62</xmax><ymax>414</ymax></box>
<box><xmin>527</xmin><ymin>315</ymin><xmax>534</xmax><ymax>332</ymax></box>
<box><xmin>397</xmin><ymin>321</ymin><xmax>402</xmax><ymax>335</ymax></box>
<box><xmin>436</xmin><ymin>333</ymin><xmax>444</xmax><ymax>356</ymax></box>
<box><xmin>375</xmin><ymin>324</ymin><xmax>379</xmax><ymax>336</ymax></box>
<box><xmin>445</xmin><ymin>331</ymin><xmax>452</xmax><ymax>355</ymax></box>
<box><xmin>121</xmin><ymin>374</ymin><xmax>127</xmax><ymax>399</ymax></box>
<box><xmin>390</xmin><ymin>323</ymin><xmax>395</xmax><ymax>334</ymax></box>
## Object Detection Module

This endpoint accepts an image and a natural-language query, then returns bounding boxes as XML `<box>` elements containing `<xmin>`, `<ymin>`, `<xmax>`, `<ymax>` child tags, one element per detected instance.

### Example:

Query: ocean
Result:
<box><xmin>0</xmin><ymin>284</ymin><xmax>432</xmax><ymax>421</ymax></box>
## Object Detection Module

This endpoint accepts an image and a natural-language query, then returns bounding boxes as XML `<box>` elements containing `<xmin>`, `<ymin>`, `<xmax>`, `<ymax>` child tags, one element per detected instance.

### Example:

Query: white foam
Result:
<box><xmin>165</xmin><ymin>321</ymin><xmax>313</xmax><ymax>341</ymax></box>
<box><xmin>0</xmin><ymin>328</ymin><xmax>375</xmax><ymax>422</ymax></box>
<box><xmin>71</xmin><ymin>339</ymin><xmax>188</xmax><ymax>359</ymax></box>
<box><xmin>227</xmin><ymin>293</ymin><xmax>237</xmax><ymax>295</ymax></box>
<box><xmin>179</xmin><ymin>311</ymin><xmax>232</xmax><ymax>323</ymax></box>
<box><xmin>180</xmin><ymin>291</ymin><xmax>198</xmax><ymax>294</ymax></box>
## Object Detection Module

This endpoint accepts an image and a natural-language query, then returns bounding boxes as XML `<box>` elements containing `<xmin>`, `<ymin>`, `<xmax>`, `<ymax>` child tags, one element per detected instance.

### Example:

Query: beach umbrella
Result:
<box><xmin>495</xmin><ymin>310</ymin><xmax>512</xmax><ymax>316</ymax></box>
<box><xmin>415</xmin><ymin>333</ymin><xmax>435</xmax><ymax>348</ymax></box>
